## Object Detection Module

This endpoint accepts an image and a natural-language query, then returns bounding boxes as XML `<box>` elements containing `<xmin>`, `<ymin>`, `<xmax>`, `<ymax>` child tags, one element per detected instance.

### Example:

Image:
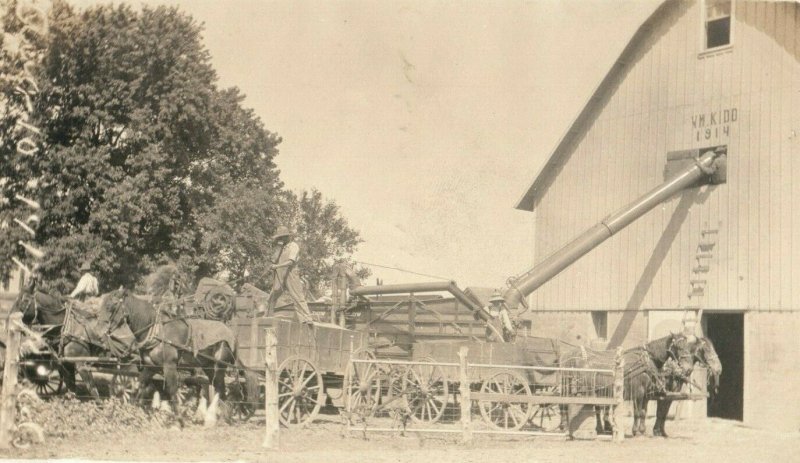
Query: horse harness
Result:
<box><xmin>59</xmin><ymin>299</ymin><xmax>111</xmax><ymax>355</ymax></box>
<box><xmin>622</xmin><ymin>336</ymin><xmax>693</xmax><ymax>395</ymax></box>
<box><xmin>106</xmin><ymin>292</ymin><xmax>171</xmax><ymax>355</ymax></box>
<box><xmin>19</xmin><ymin>291</ymin><xmax>65</xmax><ymax>331</ymax></box>
<box><xmin>115</xmin><ymin>296</ymin><xmax>253</xmax><ymax>372</ymax></box>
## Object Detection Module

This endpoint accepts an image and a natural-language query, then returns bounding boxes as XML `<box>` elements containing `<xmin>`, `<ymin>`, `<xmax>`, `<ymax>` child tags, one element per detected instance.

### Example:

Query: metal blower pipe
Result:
<box><xmin>503</xmin><ymin>148</ymin><xmax>726</xmax><ymax>309</ymax></box>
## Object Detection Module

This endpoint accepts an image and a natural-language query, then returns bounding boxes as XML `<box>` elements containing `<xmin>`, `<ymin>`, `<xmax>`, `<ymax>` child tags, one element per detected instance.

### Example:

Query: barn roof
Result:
<box><xmin>515</xmin><ymin>0</ymin><xmax>671</xmax><ymax>212</ymax></box>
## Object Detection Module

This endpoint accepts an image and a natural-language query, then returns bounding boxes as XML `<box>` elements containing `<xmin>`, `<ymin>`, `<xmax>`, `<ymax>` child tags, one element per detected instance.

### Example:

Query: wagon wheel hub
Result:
<box><xmin>403</xmin><ymin>361</ymin><xmax>449</xmax><ymax>424</ymax></box>
<box><xmin>278</xmin><ymin>356</ymin><xmax>324</xmax><ymax>428</ymax></box>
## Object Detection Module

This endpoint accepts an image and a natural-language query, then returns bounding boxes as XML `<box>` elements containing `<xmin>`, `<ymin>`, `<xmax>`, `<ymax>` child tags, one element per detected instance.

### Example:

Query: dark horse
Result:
<box><xmin>650</xmin><ymin>336</ymin><xmax>722</xmax><ymax>437</ymax></box>
<box><xmin>10</xmin><ymin>283</ymin><xmax>107</xmax><ymax>397</ymax></box>
<box><xmin>586</xmin><ymin>333</ymin><xmax>696</xmax><ymax>436</ymax></box>
<box><xmin>102</xmin><ymin>289</ymin><xmax>258</xmax><ymax>415</ymax></box>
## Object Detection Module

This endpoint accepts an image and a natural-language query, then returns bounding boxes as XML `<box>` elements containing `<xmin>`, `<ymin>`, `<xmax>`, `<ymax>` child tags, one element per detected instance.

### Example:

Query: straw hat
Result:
<box><xmin>271</xmin><ymin>226</ymin><xmax>293</xmax><ymax>241</ymax></box>
<box><xmin>489</xmin><ymin>289</ymin><xmax>505</xmax><ymax>304</ymax></box>
<box><xmin>80</xmin><ymin>261</ymin><xmax>92</xmax><ymax>272</ymax></box>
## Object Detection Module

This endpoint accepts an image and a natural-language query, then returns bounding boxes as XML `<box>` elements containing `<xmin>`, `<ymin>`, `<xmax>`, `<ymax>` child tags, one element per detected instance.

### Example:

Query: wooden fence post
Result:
<box><xmin>249</xmin><ymin>312</ymin><xmax>260</xmax><ymax>367</ymax></box>
<box><xmin>263</xmin><ymin>328</ymin><xmax>279</xmax><ymax>450</ymax></box>
<box><xmin>458</xmin><ymin>346</ymin><xmax>472</xmax><ymax>444</ymax></box>
<box><xmin>612</xmin><ymin>346</ymin><xmax>625</xmax><ymax>443</ymax></box>
<box><xmin>0</xmin><ymin>313</ymin><xmax>23</xmax><ymax>449</ymax></box>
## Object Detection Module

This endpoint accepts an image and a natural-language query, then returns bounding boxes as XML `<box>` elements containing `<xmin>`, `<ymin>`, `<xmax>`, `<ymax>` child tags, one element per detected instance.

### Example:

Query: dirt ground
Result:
<box><xmin>4</xmin><ymin>411</ymin><xmax>798</xmax><ymax>463</ymax></box>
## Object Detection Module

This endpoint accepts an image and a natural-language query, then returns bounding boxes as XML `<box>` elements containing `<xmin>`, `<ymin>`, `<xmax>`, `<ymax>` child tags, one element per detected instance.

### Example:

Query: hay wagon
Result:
<box><xmin>231</xmin><ymin>307</ymin><xmax>368</xmax><ymax>427</ymax></box>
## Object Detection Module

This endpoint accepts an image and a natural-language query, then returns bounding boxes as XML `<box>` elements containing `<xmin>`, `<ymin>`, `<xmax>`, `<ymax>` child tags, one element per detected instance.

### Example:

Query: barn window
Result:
<box><xmin>703</xmin><ymin>0</ymin><xmax>733</xmax><ymax>50</ymax></box>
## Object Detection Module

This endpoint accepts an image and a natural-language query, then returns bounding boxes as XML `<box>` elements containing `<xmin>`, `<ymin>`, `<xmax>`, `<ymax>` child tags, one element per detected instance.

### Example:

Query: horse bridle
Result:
<box><xmin>652</xmin><ymin>335</ymin><xmax>696</xmax><ymax>385</ymax></box>
<box><xmin>17</xmin><ymin>291</ymin><xmax>67</xmax><ymax>323</ymax></box>
<box><xmin>692</xmin><ymin>338</ymin><xmax>719</xmax><ymax>369</ymax></box>
<box><xmin>691</xmin><ymin>338</ymin><xmax>721</xmax><ymax>391</ymax></box>
<box><xmin>16</xmin><ymin>291</ymin><xmax>39</xmax><ymax>324</ymax></box>
<box><xmin>107</xmin><ymin>291</ymin><xmax>133</xmax><ymax>332</ymax></box>
<box><xmin>106</xmin><ymin>291</ymin><xmax>163</xmax><ymax>344</ymax></box>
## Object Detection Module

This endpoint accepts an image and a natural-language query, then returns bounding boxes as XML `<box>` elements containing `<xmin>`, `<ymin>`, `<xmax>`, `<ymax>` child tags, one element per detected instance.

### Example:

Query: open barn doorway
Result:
<box><xmin>703</xmin><ymin>312</ymin><xmax>744</xmax><ymax>420</ymax></box>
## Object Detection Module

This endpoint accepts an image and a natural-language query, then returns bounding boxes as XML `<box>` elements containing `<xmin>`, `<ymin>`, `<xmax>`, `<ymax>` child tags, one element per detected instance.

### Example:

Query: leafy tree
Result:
<box><xmin>1</xmin><ymin>2</ymin><xmax>284</xmax><ymax>292</ymax></box>
<box><xmin>1</xmin><ymin>2</ymin><xmax>368</xmax><ymax>297</ymax></box>
<box><xmin>280</xmin><ymin>189</ymin><xmax>369</xmax><ymax>296</ymax></box>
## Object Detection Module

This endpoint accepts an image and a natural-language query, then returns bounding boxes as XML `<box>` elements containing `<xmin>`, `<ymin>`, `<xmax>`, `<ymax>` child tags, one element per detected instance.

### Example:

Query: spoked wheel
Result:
<box><xmin>373</xmin><ymin>364</ymin><xmax>409</xmax><ymax>419</ymax></box>
<box><xmin>478</xmin><ymin>370</ymin><xmax>531</xmax><ymax>431</ymax></box>
<box><xmin>110</xmin><ymin>365</ymin><xmax>139</xmax><ymax>403</ymax></box>
<box><xmin>529</xmin><ymin>385</ymin><xmax>563</xmax><ymax>432</ymax></box>
<box><xmin>344</xmin><ymin>349</ymin><xmax>380</xmax><ymax>419</ymax></box>
<box><xmin>404</xmin><ymin>358</ymin><xmax>449</xmax><ymax>424</ymax></box>
<box><xmin>277</xmin><ymin>356</ymin><xmax>324</xmax><ymax>427</ymax></box>
<box><xmin>21</xmin><ymin>358</ymin><xmax>64</xmax><ymax>398</ymax></box>
<box><xmin>386</xmin><ymin>364</ymin><xmax>409</xmax><ymax>406</ymax></box>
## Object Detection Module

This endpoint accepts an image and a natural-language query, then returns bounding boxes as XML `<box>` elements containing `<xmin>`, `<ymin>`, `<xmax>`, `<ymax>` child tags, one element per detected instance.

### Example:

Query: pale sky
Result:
<box><xmin>73</xmin><ymin>0</ymin><xmax>660</xmax><ymax>289</ymax></box>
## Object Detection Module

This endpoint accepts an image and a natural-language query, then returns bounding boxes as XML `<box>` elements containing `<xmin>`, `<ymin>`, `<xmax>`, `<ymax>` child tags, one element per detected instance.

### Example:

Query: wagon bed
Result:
<box><xmin>229</xmin><ymin>314</ymin><xmax>368</xmax><ymax>427</ymax></box>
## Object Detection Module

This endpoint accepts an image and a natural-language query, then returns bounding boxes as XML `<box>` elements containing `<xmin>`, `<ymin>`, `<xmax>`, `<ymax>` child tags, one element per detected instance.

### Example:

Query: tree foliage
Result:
<box><xmin>0</xmin><ymin>2</ymin><xmax>365</xmax><ymax>294</ymax></box>
<box><xmin>280</xmin><ymin>189</ymin><xmax>369</xmax><ymax>296</ymax></box>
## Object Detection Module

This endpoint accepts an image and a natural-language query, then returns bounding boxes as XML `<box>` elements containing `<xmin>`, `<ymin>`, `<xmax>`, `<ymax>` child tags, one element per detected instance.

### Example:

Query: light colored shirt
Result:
<box><xmin>70</xmin><ymin>273</ymin><xmax>99</xmax><ymax>298</ymax></box>
<box><xmin>486</xmin><ymin>306</ymin><xmax>514</xmax><ymax>334</ymax></box>
<box><xmin>278</xmin><ymin>241</ymin><xmax>299</xmax><ymax>264</ymax></box>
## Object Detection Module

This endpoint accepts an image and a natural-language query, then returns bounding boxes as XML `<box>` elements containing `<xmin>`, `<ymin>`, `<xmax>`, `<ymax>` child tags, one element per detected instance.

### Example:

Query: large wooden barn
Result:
<box><xmin>516</xmin><ymin>0</ymin><xmax>799</xmax><ymax>431</ymax></box>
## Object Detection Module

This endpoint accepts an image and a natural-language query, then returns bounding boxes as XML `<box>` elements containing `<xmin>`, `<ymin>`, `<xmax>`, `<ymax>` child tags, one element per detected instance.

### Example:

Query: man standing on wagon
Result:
<box><xmin>482</xmin><ymin>290</ymin><xmax>516</xmax><ymax>342</ymax></box>
<box><xmin>266</xmin><ymin>226</ymin><xmax>314</xmax><ymax>325</ymax></box>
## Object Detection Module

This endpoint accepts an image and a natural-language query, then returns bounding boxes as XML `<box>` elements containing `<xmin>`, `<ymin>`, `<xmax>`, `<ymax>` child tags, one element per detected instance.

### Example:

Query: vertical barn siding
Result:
<box><xmin>530</xmin><ymin>1</ymin><xmax>800</xmax><ymax>312</ymax></box>
<box><xmin>744</xmin><ymin>311</ymin><xmax>800</xmax><ymax>430</ymax></box>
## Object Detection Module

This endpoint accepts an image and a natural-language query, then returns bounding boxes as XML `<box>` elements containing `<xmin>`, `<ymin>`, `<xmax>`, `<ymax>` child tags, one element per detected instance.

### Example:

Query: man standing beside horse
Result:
<box><xmin>266</xmin><ymin>226</ymin><xmax>314</xmax><ymax>325</ymax></box>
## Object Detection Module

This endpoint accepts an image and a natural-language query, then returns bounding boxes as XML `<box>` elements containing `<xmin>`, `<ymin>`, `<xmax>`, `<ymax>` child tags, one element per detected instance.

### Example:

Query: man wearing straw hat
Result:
<box><xmin>482</xmin><ymin>290</ymin><xmax>515</xmax><ymax>342</ymax></box>
<box><xmin>70</xmin><ymin>261</ymin><xmax>99</xmax><ymax>301</ymax></box>
<box><xmin>266</xmin><ymin>226</ymin><xmax>313</xmax><ymax>325</ymax></box>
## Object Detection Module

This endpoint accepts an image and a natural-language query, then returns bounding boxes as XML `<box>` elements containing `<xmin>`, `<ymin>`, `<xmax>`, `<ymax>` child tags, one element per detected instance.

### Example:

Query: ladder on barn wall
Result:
<box><xmin>679</xmin><ymin>227</ymin><xmax>718</xmax><ymax>420</ymax></box>
<box><xmin>685</xmin><ymin>228</ymin><xmax>719</xmax><ymax>318</ymax></box>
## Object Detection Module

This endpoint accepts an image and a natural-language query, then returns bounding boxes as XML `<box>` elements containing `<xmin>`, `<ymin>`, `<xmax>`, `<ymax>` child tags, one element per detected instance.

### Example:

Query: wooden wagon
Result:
<box><xmin>338</xmin><ymin>283</ymin><xmax>618</xmax><ymax>432</ymax></box>
<box><xmin>230</xmin><ymin>313</ymin><xmax>368</xmax><ymax>427</ymax></box>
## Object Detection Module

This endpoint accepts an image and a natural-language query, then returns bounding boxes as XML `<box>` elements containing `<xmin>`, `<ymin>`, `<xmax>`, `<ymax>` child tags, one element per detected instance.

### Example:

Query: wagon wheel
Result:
<box><xmin>383</xmin><ymin>364</ymin><xmax>411</xmax><ymax>419</ymax></box>
<box><xmin>478</xmin><ymin>369</ymin><xmax>531</xmax><ymax>431</ymax></box>
<box><xmin>386</xmin><ymin>364</ymin><xmax>409</xmax><ymax>401</ymax></box>
<box><xmin>21</xmin><ymin>359</ymin><xmax>64</xmax><ymax>398</ymax></box>
<box><xmin>529</xmin><ymin>385</ymin><xmax>563</xmax><ymax>432</ymax></box>
<box><xmin>404</xmin><ymin>358</ymin><xmax>449</xmax><ymax>424</ymax></box>
<box><xmin>110</xmin><ymin>365</ymin><xmax>139</xmax><ymax>403</ymax></box>
<box><xmin>278</xmin><ymin>356</ymin><xmax>324</xmax><ymax>427</ymax></box>
<box><xmin>344</xmin><ymin>349</ymin><xmax>380</xmax><ymax>419</ymax></box>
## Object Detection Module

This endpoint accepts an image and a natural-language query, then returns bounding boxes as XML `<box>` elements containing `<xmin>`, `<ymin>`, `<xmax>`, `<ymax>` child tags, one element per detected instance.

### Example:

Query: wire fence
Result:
<box><xmin>5</xmin><ymin>325</ymin><xmax>629</xmax><ymax>449</ymax></box>
<box><xmin>342</xmin><ymin>348</ymin><xmax>625</xmax><ymax>442</ymax></box>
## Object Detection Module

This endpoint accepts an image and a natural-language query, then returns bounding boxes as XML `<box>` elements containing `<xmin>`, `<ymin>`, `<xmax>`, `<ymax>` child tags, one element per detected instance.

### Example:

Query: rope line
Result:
<box><xmin>353</xmin><ymin>260</ymin><xmax>451</xmax><ymax>281</ymax></box>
